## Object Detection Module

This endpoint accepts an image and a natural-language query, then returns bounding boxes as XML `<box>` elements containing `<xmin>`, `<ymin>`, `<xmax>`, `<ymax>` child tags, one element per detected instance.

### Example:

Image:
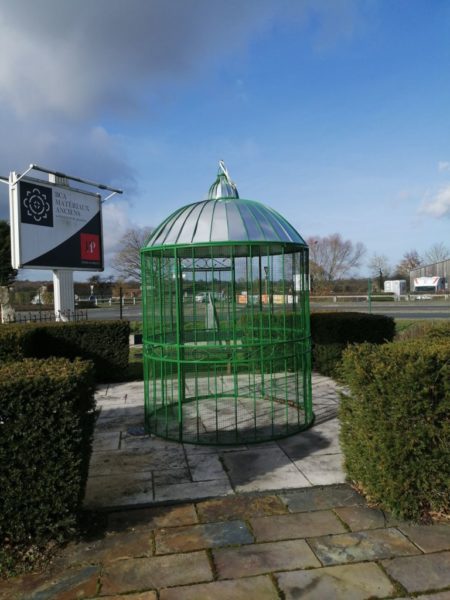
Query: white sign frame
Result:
<box><xmin>10</xmin><ymin>174</ymin><xmax>104</xmax><ymax>271</ymax></box>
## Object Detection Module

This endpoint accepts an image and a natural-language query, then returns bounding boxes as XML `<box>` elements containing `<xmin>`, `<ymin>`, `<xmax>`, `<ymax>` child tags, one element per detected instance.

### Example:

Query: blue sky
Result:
<box><xmin>0</xmin><ymin>0</ymin><xmax>449</xmax><ymax>280</ymax></box>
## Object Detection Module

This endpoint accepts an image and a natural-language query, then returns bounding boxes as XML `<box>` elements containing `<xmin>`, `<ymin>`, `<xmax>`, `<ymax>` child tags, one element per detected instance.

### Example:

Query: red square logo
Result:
<box><xmin>80</xmin><ymin>233</ymin><xmax>100</xmax><ymax>261</ymax></box>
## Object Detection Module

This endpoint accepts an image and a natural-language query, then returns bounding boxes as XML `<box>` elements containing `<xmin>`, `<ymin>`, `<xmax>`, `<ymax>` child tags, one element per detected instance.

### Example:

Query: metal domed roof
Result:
<box><xmin>146</xmin><ymin>162</ymin><xmax>306</xmax><ymax>248</ymax></box>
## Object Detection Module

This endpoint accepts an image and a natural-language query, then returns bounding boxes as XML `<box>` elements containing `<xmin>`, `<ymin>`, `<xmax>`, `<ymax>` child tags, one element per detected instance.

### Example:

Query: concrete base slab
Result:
<box><xmin>85</xmin><ymin>373</ymin><xmax>344</xmax><ymax>508</ymax></box>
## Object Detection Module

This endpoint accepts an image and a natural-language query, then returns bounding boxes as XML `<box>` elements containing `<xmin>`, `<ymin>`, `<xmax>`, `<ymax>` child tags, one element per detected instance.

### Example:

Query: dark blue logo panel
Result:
<box><xmin>20</xmin><ymin>181</ymin><xmax>53</xmax><ymax>227</ymax></box>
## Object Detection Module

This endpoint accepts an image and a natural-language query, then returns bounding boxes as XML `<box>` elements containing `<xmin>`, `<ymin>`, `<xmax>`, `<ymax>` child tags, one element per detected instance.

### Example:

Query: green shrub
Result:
<box><xmin>310</xmin><ymin>312</ymin><xmax>395</xmax><ymax>376</ymax></box>
<box><xmin>340</xmin><ymin>339</ymin><xmax>450</xmax><ymax>520</ymax></box>
<box><xmin>0</xmin><ymin>358</ymin><xmax>96</xmax><ymax>563</ymax></box>
<box><xmin>0</xmin><ymin>320</ymin><xmax>130</xmax><ymax>381</ymax></box>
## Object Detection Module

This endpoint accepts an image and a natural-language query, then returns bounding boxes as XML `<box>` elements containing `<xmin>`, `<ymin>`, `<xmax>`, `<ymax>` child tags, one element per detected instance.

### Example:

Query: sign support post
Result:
<box><xmin>53</xmin><ymin>270</ymin><xmax>74</xmax><ymax>321</ymax></box>
<box><xmin>48</xmin><ymin>173</ymin><xmax>75</xmax><ymax>321</ymax></box>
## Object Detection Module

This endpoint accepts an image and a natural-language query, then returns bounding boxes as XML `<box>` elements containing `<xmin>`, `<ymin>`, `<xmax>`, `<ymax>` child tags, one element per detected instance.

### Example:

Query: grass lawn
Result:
<box><xmin>394</xmin><ymin>318</ymin><xmax>447</xmax><ymax>338</ymax></box>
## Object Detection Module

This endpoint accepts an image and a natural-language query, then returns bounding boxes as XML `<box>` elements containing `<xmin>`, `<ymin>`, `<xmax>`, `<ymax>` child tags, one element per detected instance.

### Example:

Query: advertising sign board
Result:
<box><xmin>10</xmin><ymin>175</ymin><xmax>103</xmax><ymax>271</ymax></box>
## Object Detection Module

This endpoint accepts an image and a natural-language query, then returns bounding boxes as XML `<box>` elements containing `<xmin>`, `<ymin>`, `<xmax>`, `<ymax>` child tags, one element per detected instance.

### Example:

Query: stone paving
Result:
<box><xmin>85</xmin><ymin>374</ymin><xmax>344</xmax><ymax>508</ymax></box>
<box><xmin>1</xmin><ymin>486</ymin><xmax>449</xmax><ymax>599</ymax></box>
<box><xmin>2</xmin><ymin>374</ymin><xmax>450</xmax><ymax>599</ymax></box>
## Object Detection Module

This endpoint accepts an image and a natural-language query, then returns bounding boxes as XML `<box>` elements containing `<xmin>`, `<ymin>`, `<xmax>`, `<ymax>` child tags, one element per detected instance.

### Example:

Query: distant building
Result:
<box><xmin>410</xmin><ymin>258</ymin><xmax>450</xmax><ymax>293</ymax></box>
<box><xmin>384</xmin><ymin>280</ymin><xmax>406</xmax><ymax>297</ymax></box>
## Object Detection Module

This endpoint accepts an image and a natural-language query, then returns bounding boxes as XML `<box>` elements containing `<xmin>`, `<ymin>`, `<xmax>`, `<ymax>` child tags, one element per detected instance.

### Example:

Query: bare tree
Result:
<box><xmin>368</xmin><ymin>254</ymin><xmax>391</xmax><ymax>279</ymax></box>
<box><xmin>112</xmin><ymin>226</ymin><xmax>154</xmax><ymax>282</ymax></box>
<box><xmin>424</xmin><ymin>242</ymin><xmax>450</xmax><ymax>264</ymax></box>
<box><xmin>395</xmin><ymin>250</ymin><xmax>422</xmax><ymax>277</ymax></box>
<box><xmin>307</xmin><ymin>233</ymin><xmax>366</xmax><ymax>281</ymax></box>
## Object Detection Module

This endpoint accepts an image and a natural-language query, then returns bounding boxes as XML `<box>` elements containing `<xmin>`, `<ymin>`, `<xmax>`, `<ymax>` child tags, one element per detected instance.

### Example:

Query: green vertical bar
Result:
<box><xmin>258</xmin><ymin>253</ymin><xmax>265</xmax><ymax>396</ymax></box>
<box><xmin>195</xmin><ymin>363</ymin><xmax>199</xmax><ymax>442</ymax></box>
<box><xmin>174</xmin><ymin>249</ymin><xmax>185</xmax><ymax>440</ymax></box>
<box><xmin>214</xmin><ymin>364</ymin><xmax>218</xmax><ymax>443</ymax></box>
<box><xmin>192</xmin><ymin>251</ymin><xmax>197</xmax><ymax>343</ymax></box>
<box><xmin>141</xmin><ymin>251</ymin><xmax>149</xmax><ymax>431</ymax></box>
<box><xmin>230</xmin><ymin>252</ymin><xmax>238</xmax><ymax>423</ymax></box>
<box><xmin>211</xmin><ymin>249</ymin><xmax>217</xmax><ymax>344</ymax></box>
<box><xmin>267</xmin><ymin>247</ymin><xmax>274</xmax><ymax>434</ymax></box>
<box><xmin>248</xmin><ymin>247</ymin><xmax>256</xmax><ymax>434</ymax></box>
<box><xmin>282</xmin><ymin>249</ymin><xmax>289</xmax><ymax>431</ymax></box>
<box><xmin>233</xmin><ymin>250</ymin><xmax>239</xmax><ymax>439</ymax></box>
<box><xmin>303</xmin><ymin>248</ymin><xmax>313</xmax><ymax>423</ymax></box>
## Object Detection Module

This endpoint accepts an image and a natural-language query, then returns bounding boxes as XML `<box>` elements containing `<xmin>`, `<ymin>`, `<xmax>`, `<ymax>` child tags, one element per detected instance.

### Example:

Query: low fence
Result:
<box><xmin>310</xmin><ymin>294</ymin><xmax>450</xmax><ymax>302</ymax></box>
<box><xmin>3</xmin><ymin>310</ymin><xmax>88</xmax><ymax>324</ymax></box>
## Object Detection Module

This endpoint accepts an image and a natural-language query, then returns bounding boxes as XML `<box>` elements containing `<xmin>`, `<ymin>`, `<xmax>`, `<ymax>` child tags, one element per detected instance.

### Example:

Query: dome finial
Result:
<box><xmin>208</xmin><ymin>160</ymin><xmax>239</xmax><ymax>199</ymax></box>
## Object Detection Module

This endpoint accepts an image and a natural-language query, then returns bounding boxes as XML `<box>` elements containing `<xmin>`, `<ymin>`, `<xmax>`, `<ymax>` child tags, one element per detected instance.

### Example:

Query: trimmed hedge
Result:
<box><xmin>310</xmin><ymin>312</ymin><xmax>395</xmax><ymax>376</ymax></box>
<box><xmin>239</xmin><ymin>312</ymin><xmax>306</xmax><ymax>372</ymax></box>
<box><xmin>0</xmin><ymin>326</ymin><xmax>36</xmax><ymax>363</ymax></box>
<box><xmin>340</xmin><ymin>339</ymin><xmax>450</xmax><ymax>520</ymax></box>
<box><xmin>238</xmin><ymin>311</ymin><xmax>394</xmax><ymax>376</ymax></box>
<box><xmin>0</xmin><ymin>320</ymin><xmax>130</xmax><ymax>381</ymax></box>
<box><xmin>0</xmin><ymin>358</ymin><xmax>96</xmax><ymax>552</ymax></box>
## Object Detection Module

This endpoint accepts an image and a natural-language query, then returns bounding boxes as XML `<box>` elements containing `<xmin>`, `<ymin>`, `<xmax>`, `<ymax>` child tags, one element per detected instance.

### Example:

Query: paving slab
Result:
<box><xmin>89</xmin><ymin>452</ymin><xmax>172</xmax><ymax>476</ymax></box>
<box><xmin>281</xmin><ymin>484</ymin><xmax>365</xmax><ymax>513</ymax></box>
<box><xmin>153</xmin><ymin>468</ymin><xmax>191</xmax><ymax>485</ymax></box>
<box><xmin>277</xmin><ymin>562</ymin><xmax>396</xmax><ymax>600</ymax></box>
<box><xmin>250</xmin><ymin>509</ymin><xmax>346</xmax><ymax>542</ymax></box>
<box><xmin>196</xmin><ymin>494</ymin><xmax>287</xmax><ymax>522</ymax></box>
<box><xmin>394</xmin><ymin>593</ymin><xmax>450</xmax><ymax>600</ymax></box>
<box><xmin>92</xmin><ymin>431</ymin><xmax>121</xmax><ymax>451</ymax></box>
<box><xmin>119</xmin><ymin>443</ymin><xmax>186</xmax><ymax>466</ymax></box>
<box><xmin>295</xmin><ymin>452</ymin><xmax>346</xmax><ymax>485</ymax></box>
<box><xmin>84</xmin><ymin>472</ymin><xmax>153</xmax><ymax>508</ymax></box>
<box><xmin>382</xmin><ymin>551</ymin><xmax>450</xmax><ymax>594</ymax></box>
<box><xmin>99</xmin><ymin>593</ymin><xmax>157</xmax><ymax>600</ymax></box>
<box><xmin>183</xmin><ymin>443</ymin><xmax>248</xmax><ymax>455</ymax></box>
<box><xmin>154</xmin><ymin>479</ymin><xmax>233</xmax><ymax>502</ymax></box>
<box><xmin>57</xmin><ymin>530</ymin><xmax>153</xmax><ymax>566</ymax></box>
<box><xmin>155</xmin><ymin>520</ymin><xmax>253</xmax><ymax>554</ymax></box>
<box><xmin>14</xmin><ymin>565</ymin><xmax>100</xmax><ymax>600</ymax></box>
<box><xmin>309</xmin><ymin>528</ymin><xmax>421</xmax><ymax>565</ymax></box>
<box><xmin>278</xmin><ymin>418</ymin><xmax>341</xmax><ymax>459</ymax></box>
<box><xmin>222</xmin><ymin>446</ymin><xmax>311</xmax><ymax>492</ymax></box>
<box><xmin>187</xmin><ymin>453</ymin><xmax>229</xmax><ymax>481</ymax></box>
<box><xmin>159</xmin><ymin>575</ymin><xmax>279</xmax><ymax>600</ymax></box>
<box><xmin>99</xmin><ymin>552</ymin><xmax>212</xmax><ymax>595</ymax></box>
<box><xmin>334</xmin><ymin>506</ymin><xmax>387</xmax><ymax>530</ymax></box>
<box><xmin>107</xmin><ymin>503</ymin><xmax>198</xmax><ymax>532</ymax></box>
<box><xmin>214</xmin><ymin>538</ymin><xmax>321</xmax><ymax>578</ymax></box>
<box><xmin>398</xmin><ymin>523</ymin><xmax>450</xmax><ymax>553</ymax></box>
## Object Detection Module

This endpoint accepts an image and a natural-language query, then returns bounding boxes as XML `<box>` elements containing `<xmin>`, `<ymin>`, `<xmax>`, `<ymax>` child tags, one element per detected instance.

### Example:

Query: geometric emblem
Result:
<box><xmin>20</xmin><ymin>182</ymin><xmax>53</xmax><ymax>227</ymax></box>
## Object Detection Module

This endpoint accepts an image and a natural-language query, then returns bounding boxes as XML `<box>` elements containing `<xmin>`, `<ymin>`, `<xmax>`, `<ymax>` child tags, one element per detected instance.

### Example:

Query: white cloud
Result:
<box><xmin>102</xmin><ymin>200</ymin><xmax>132</xmax><ymax>259</ymax></box>
<box><xmin>421</xmin><ymin>185</ymin><xmax>450</xmax><ymax>218</ymax></box>
<box><xmin>438</xmin><ymin>161</ymin><xmax>450</xmax><ymax>172</ymax></box>
<box><xmin>0</xmin><ymin>0</ymin><xmax>370</xmax><ymax>241</ymax></box>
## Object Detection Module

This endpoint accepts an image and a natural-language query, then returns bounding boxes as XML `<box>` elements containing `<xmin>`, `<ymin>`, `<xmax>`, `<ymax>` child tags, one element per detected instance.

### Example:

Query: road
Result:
<box><xmin>85</xmin><ymin>300</ymin><xmax>450</xmax><ymax>323</ymax></box>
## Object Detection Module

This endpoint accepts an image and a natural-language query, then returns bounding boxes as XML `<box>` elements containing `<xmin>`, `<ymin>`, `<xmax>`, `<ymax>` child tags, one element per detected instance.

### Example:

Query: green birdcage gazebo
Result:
<box><xmin>141</xmin><ymin>162</ymin><xmax>313</xmax><ymax>444</ymax></box>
